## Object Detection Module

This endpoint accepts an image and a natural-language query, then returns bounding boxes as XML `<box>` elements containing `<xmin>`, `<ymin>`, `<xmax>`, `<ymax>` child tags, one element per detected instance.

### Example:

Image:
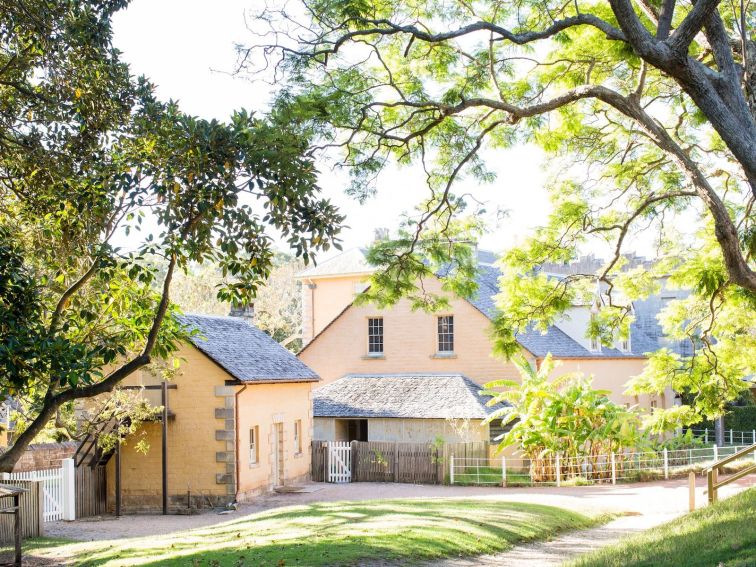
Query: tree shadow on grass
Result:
<box><xmin>56</xmin><ymin>500</ymin><xmax>600</xmax><ymax>567</ymax></box>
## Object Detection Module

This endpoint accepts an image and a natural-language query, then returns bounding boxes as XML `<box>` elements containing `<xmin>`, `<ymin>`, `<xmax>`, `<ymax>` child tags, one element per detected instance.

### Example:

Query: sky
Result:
<box><xmin>111</xmin><ymin>1</ymin><xmax>612</xmax><ymax>262</ymax></box>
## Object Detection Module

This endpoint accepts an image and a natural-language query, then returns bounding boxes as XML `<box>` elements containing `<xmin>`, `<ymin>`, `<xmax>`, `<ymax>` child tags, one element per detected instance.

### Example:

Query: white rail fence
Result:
<box><xmin>450</xmin><ymin>445</ymin><xmax>756</xmax><ymax>487</ymax></box>
<box><xmin>1</xmin><ymin>458</ymin><xmax>75</xmax><ymax>521</ymax></box>
<box><xmin>690</xmin><ymin>428</ymin><xmax>756</xmax><ymax>446</ymax></box>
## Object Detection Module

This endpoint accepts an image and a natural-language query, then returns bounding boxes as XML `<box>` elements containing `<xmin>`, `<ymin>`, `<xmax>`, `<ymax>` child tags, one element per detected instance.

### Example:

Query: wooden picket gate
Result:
<box><xmin>326</xmin><ymin>442</ymin><xmax>352</xmax><ymax>483</ymax></box>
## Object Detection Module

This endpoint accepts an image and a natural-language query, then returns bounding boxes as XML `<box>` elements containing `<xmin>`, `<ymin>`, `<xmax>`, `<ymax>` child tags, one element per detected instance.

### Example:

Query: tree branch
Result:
<box><xmin>668</xmin><ymin>0</ymin><xmax>722</xmax><ymax>53</ymax></box>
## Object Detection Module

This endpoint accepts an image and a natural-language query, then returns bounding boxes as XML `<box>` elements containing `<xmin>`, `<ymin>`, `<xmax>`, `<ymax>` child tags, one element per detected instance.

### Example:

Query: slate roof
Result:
<box><xmin>180</xmin><ymin>314</ymin><xmax>319</xmax><ymax>382</ymax></box>
<box><xmin>313</xmin><ymin>374</ymin><xmax>506</xmax><ymax>419</ymax></box>
<box><xmin>297</xmin><ymin>248</ymin><xmax>373</xmax><ymax>278</ymax></box>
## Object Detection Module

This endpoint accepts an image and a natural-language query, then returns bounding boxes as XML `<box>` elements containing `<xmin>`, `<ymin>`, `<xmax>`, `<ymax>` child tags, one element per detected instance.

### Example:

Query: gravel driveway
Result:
<box><xmin>45</xmin><ymin>475</ymin><xmax>753</xmax><ymax>542</ymax></box>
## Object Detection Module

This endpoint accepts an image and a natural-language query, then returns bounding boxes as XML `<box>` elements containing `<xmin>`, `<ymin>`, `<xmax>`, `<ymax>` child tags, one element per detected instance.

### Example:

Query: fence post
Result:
<box><xmin>501</xmin><ymin>456</ymin><xmax>507</xmax><ymax>487</ymax></box>
<box><xmin>729</xmin><ymin>429</ymin><xmax>733</xmax><ymax>445</ymax></box>
<box><xmin>555</xmin><ymin>454</ymin><xmax>561</xmax><ymax>488</ymax></box>
<box><xmin>753</xmin><ymin>430</ymin><xmax>755</xmax><ymax>445</ymax></box>
<box><xmin>393</xmin><ymin>442</ymin><xmax>399</xmax><ymax>483</ymax></box>
<box><xmin>704</xmin><ymin>428</ymin><xmax>709</xmax><ymax>444</ymax></box>
<box><xmin>713</xmin><ymin>444</ymin><xmax>718</xmax><ymax>462</ymax></box>
<box><xmin>610</xmin><ymin>452</ymin><xmax>616</xmax><ymax>485</ymax></box>
<box><xmin>663</xmin><ymin>448</ymin><xmax>669</xmax><ymax>480</ymax></box>
<box><xmin>61</xmin><ymin>458</ymin><xmax>76</xmax><ymax>521</ymax></box>
<box><xmin>450</xmin><ymin>456</ymin><xmax>455</xmax><ymax>485</ymax></box>
<box><xmin>688</xmin><ymin>471</ymin><xmax>696</xmax><ymax>512</ymax></box>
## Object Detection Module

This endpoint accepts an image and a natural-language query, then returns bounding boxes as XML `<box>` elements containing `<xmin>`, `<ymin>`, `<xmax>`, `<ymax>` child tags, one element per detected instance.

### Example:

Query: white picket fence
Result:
<box><xmin>2</xmin><ymin>458</ymin><xmax>75</xmax><ymax>521</ymax></box>
<box><xmin>327</xmin><ymin>442</ymin><xmax>352</xmax><ymax>483</ymax></box>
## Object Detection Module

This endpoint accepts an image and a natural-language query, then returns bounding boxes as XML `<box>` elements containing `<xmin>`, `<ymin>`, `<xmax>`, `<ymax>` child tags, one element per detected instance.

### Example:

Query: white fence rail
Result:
<box><xmin>450</xmin><ymin>445</ymin><xmax>756</xmax><ymax>487</ymax></box>
<box><xmin>690</xmin><ymin>428</ymin><xmax>756</xmax><ymax>446</ymax></box>
<box><xmin>326</xmin><ymin>442</ymin><xmax>352</xmax><ymax>483</ymax></box>
<box><xmin>1</xmin><ymin>458</ymin><xmax>75</xmax><ymax>521</ymax></box>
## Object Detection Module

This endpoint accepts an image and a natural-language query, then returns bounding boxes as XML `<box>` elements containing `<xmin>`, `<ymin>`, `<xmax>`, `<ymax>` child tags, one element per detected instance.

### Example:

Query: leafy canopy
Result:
<box><xmin>0</xmin><ymin>0</ymin><xmax>344</xmax><ymax>469</ymax></box>
<box><xmin>239</xmin><ymin>0</ymin><xmax>756</xmax><ymax>425</ymax></box>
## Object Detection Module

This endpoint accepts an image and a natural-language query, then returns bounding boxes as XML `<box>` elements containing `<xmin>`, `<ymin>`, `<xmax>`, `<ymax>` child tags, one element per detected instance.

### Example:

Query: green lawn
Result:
<box><xmin>11</xmin><ymin>498</ymin><xmax>609</xmax><ymax>566</ymax></box>
<box><xmin>567</xmin><ymin>488</ymin><xmax>756</xmax><ymax>567</ymax></box>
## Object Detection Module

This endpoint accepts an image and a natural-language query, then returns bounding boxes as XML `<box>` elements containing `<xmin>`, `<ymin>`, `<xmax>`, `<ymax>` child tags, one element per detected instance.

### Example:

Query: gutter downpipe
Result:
<box><xmin>234</xmin><ymin>384</ymin><xmax>247</xmax><ymax>502</ymax></box>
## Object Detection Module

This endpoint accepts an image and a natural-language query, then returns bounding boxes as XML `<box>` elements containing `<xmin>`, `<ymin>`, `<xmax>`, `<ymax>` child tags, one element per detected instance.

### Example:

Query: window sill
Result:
<box><xmin>294</xmin><ymin>452</ymin><xmax>304</xmax><ymax>459</ymax></box>
<box><xmin>361</xmin><ymin>354</ymin><xmax>385</xmax><ymax>360</ymax></box>
<box><xmin>249</xmin><ymin>462</ymin><xmax>260</xmax><ymax>469</ymax></box>
<box><xmin>430</xmin><ymin>352</ymin><xmax>457</xmax><ymax>359</ymax></box>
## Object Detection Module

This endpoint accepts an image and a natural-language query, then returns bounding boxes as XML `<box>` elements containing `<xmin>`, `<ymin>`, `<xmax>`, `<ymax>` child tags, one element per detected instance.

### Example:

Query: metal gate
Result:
<box><xmin>327</xmin><ymin>442</ymin><xmax>352</xmax><ymax>483</ymax></box>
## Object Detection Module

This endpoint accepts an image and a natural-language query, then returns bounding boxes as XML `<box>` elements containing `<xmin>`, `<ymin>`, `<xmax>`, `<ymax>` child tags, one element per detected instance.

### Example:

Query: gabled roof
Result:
<box><xmin>180</xmin><ymin>314</ymin><xmax>318</xmax><ymax>383</ymax></box>
<box><xmin>313</xmin><ymin>374</ymin><xmax>506</xmax><ymax>419</ymax></box>
<box><xmin>296</xmin><ymin>248</ymin><xmax>373</xmax><ymax>278</ymax></box>
<box><xmin>300</xmin><ymin>247</ymin><xmax>684</xmax><ymax>360</ymax></box>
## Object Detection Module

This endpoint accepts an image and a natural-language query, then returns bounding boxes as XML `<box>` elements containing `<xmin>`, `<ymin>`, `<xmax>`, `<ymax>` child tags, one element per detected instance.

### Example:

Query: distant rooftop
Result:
<box><xmin>299</xmin><ymin>246</ymin><xmax>687</xmax><ymax>360</ymax></box>
<box><xmin>313</xmin><ymin>373</ymin><xmax>506</xmax><ymax>419</ymax></box>
<box><xmin>296</xmin><ymin>247</ymin><xmax>373</xmax><ymax>278</ymax></box>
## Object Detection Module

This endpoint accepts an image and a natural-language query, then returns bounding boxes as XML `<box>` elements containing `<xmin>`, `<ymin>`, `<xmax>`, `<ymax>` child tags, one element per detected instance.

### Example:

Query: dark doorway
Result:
<box><xmin>346</xmin><ymin>419</ymin><xmax>368</xmax><ymax>442</ymax></box>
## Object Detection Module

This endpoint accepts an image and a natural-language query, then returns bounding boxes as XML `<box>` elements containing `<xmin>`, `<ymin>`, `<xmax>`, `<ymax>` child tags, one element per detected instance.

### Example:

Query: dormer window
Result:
<box><xmin>618</xmin><ymin>337</ymin><xmax>631</xmax><ymax>352</ymax></box>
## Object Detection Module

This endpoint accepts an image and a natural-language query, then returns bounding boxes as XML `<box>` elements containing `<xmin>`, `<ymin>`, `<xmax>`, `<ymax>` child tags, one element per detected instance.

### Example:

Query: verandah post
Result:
<box><xmin>450</xmin><ymin>456</ymin><xmax>455</xmax><ymax>485</ymax></box>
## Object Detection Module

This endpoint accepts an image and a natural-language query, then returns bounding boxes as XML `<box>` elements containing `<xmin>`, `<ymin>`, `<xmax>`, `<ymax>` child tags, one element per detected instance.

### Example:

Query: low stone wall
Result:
<box><xmin>10</xmin><ymin>441</ymin><xmax>78</xmax><ymax>472</ymax></box>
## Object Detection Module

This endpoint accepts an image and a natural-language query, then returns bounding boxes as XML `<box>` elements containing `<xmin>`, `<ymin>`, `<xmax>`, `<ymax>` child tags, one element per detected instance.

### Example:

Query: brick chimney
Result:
<box><xmin>229</xmin><ymin>304</ymin><xmax>255</xmax><ymax>321</ymax></box>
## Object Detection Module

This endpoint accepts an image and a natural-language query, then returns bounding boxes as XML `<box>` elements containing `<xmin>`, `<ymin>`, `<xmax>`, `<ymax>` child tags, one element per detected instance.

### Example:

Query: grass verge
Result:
<box><xmin>6</xmin><ymin>498</ymin><xmax>610</xmax><ymax>566</ymax></box>
<box><xmin>566</xmin><ymin>488</ymin><xmax>756</xmax><ymax>567</ymax></box>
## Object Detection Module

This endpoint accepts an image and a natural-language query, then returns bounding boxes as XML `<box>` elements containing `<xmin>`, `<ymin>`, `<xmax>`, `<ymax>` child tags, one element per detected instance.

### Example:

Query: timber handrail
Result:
<box><xmin>705</xmin><ymin>442</ymin><xmax>756</xmax><ymax>504</ymax></box>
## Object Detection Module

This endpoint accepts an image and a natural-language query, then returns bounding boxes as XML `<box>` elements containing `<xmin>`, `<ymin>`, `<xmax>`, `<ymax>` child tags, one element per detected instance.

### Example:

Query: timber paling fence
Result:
<box><xmin>0</xmin><ymin>481</ymin><xmax>42</xmax><ymax>543</ymax></box>
<box><xmin>450</xmin><ymin>445</ymin><xmax>756</xmax><ymax>487</ymax></box>
<box><xmin>312</xmin><ymin>440</ymin><xmax>488</xmax><ymax>484</ymax></box>
<box><xmin>312</xmin><ymin>440</ymin><xmax>756</xmax><ymax>487</ymax></box>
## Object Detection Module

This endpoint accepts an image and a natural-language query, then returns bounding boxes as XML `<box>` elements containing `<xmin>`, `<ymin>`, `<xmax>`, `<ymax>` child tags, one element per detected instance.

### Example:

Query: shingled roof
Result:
<box><xmin>181</xmin><ymin>314</ymin><xmax>318</xmax><ymax>382</ymax></box>
<box><xmin>313</xmin><ymin>373</ymin><xmax>505</xmax><ymax>419</ymax></box>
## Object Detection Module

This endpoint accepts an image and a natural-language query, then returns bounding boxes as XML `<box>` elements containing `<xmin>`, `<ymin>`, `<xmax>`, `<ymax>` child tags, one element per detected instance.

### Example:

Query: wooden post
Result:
<box><xmin>501</xmin><ymin>456</ymin><xmax>507</xmax><ymax>487</ymax></box>
<box><xmin>688</xmin><ymin>472</ymin><xmax>696</xmax><ymax>511</ymax></box>
<box><xmin>556</xmin><ymin>454</ymin><xmax>561</xmax><ymax>487</ymax></box>
<box><xmin>611</xmin><ymin>452</ymin><xmax>616</xmax><ymax>485</ymax></box>
<box><xmin>450</xmin><ymin>456</ymin><xmax>455</xmax><ymax>485</ymax></box>
<box><xmin>713</xmin><ymin>444</ymin><xmax>718</xmax><ymax>462</ymax></box>
<box><xmin>61</xmin><ymin>458</ymin><xmax>76</xmax><ymax>521</ymax></box>
<box><xmin>393</xmin><ymin>442</ymin><xmax>399</xmax><ymax>483</ymax></box>
<box><xmin>161</xmin><ymin>381</ymin><xmax>168</xmax><ymax>515</ymax></box>
<box><xmin>663</xmin><ymin>448</ymin><xmax>669</xmax><ymax>480</ymax></box>
<box><xmin>13</xmin><ymin>492</ymin><xmax>21</xmax><ymax>567</ymax></box>
<box><xmin>115</xmin><ymin>435</ymin><xmax>122</xmax><ymax>517</ymax></box>
<box><xmin>704</xmin><ymin>428</ymin><xmax>708</xmax><ymax>444</ymax></box>
<box><xmin>350</xmin><ymin>441</ymin><xmax>358</xmax><ymax>483</ymax></box>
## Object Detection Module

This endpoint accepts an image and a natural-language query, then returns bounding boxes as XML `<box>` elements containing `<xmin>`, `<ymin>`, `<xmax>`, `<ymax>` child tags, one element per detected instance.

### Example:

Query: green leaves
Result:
<box><xmin>0</xmin><ymin>1</ymin><xmax>345</xmax><ymax>461</ymax></box>
<box><xmin>484</xmin><ymin>353</ymin><xmax>645</xmax><ymax>461</ymax></box>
